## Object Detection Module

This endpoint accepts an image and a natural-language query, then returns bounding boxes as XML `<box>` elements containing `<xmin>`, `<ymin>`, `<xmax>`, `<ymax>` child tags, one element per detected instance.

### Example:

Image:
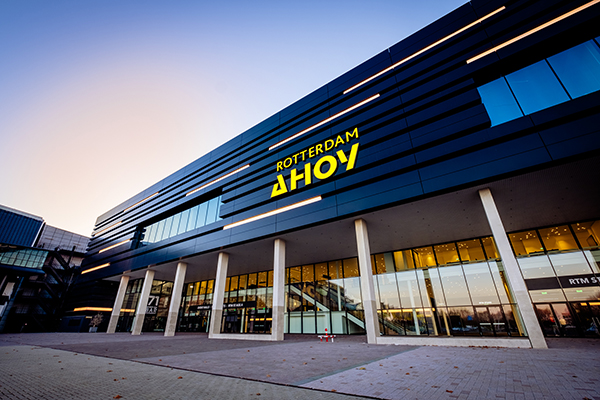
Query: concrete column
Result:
<box><xmin>131</xmin><ymin>269</ymin><xmax>155</xmax><ymax>335</ymax></box>
<box><xmin>354</xmin><ymin>219</ymin><xmax>379</xmax><ymax>344</ymax></box>
<box><xmin>271</xmin><ymin>239</ymin><xmax>286</xmax><ymax>341</ymax></box>
<box><xmin>164</xmin><ymin>262</ymin><xmax>187</xmax><ymax>337</ymax></box>
<box><xmin>209</xmin><ymin>252</ymin><xmax>229</xmax><ymax>338</ymax></box>
<box><xmin>107</xmin><ymin>275</ymin><xmax>130</xmax><ymax>334</ymax></box>
<box><xmin>479</xmin><ymin>188</ymin><xmax>547</xmax><ymax>349</ymax></box>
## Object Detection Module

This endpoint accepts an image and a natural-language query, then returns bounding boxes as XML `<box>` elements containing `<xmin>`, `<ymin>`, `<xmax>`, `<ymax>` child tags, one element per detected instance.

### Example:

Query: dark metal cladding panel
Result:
<box><xmin>0</xmin><ymin>209</ymin><xmax>43</xmax><ymax>247</ymax></box>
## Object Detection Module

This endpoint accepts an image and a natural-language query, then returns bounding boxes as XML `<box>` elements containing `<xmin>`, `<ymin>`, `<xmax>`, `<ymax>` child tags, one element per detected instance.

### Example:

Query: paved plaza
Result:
<box><xmin>0</xmin><ymin>333</ymin><xmax>599</xmax><ymax>399</ymax></box>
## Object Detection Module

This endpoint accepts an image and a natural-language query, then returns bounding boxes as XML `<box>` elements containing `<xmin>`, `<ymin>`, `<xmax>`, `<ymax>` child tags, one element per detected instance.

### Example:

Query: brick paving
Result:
<box><xmin>1</xmin><ymin>333</ymin><xmax>599</xmax><ymax>399</ymax></box>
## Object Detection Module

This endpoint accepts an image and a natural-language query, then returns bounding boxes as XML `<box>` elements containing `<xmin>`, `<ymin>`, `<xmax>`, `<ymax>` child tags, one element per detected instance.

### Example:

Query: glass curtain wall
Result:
<box><xmin>115</xmin><ymin>279</ymin><xmax>172</xmax><ymax>332</ymax></box>
<box><xmin>510</xmin><ymin>220</ymin><xmax>600</xmax><ymax>337</ymax></box>
<box><xmin>286</xmin><ymin>258</ymin><xmax>366</xmax><ymax>335</ymax></box>
<box><xmin>478</xmin><ymin>38</ymin><xmax>600</xmax><ymax>126</ymax></box>
<box><xmin>138</xmin><ymin>195</ymin><xmax>223</xmax><ymax>247</ymax></box>
<box><xmin>372</xmin><ymin>237</ymin><xmax>524</xmax><ymax>337</ymax></box>
<box><xmin>178</xmin><ymin>279</ymin><xmax>214</xmax><ymax>332</ymax></box>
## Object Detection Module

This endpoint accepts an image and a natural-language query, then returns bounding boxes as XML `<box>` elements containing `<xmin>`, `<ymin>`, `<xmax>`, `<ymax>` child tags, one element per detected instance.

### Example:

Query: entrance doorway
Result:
<box><xmin>534</xmin><ymin>302</ymin><xmax>600</xmax><ymax>337</ymax></box>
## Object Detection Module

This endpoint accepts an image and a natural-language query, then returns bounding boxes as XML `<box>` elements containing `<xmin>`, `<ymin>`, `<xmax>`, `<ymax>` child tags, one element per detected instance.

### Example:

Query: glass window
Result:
<box><xmin>549</xmin><ymin>252</ymin><xmax>593</xmax><ymax>276</ymax></box>
<box><xmin>481</xmin><ymin>237</ymin><xmax>499</xmax><ymax>260</ymax></box>
<box><xmin>434</xmin><ymin>243</ymin><xmax>460</xmax><ymax>265</ymax></box>
<box><xmin>343</xmin><ymin>258</ymin><xmax>360</xmax><ymax>278</ymax></box>
<box><xmin>376</xmin><ymin>273</ymin><xmax>400</xmax><ymax>309</ymax></box>
<box><xmin>489</xmin><ymin>262</ymin><xmax>511</xmax><ymax>304</ymax></box>
<box><xmin>563</xmin><ymin>287</ymin><xmax>600</xmax><ymax>302</ymax></box>
<box><xmin>170</xmin><ymin>213</ymin><xmax>182</xmax><ymax>237</ymax></box>
<box><xmin>393</xmin><ymin>250</ymin><xmax>415</xmax><ymax>271</ymax></box>
<box><xmin>547</xmin><ymin>40</ymin><xmax>600</xmax><ymax>98</ymax></box>
<box><xmin>328</xmin><ymin>261</ymin><xmax>343</xmax><ymax>280</ymax></box>
<box><xmin>315</xmin><ymin>263</ymin><xmax>328</xmax><ymax>281</ymax></box>
<box><xmin>457</xmin><ymin>239</ymin><xmax>486</xmax><ymax>263</ymax></box>
<box><xmin>188</xmin><ymin>205</ymin><xmax>199</xmax><ymax>231</ymax></box>
<box><xmin>477</xmin><ymin>77</ymin><xmax>524</xmax><ymax>125</ymax></box>
<box><xmin>528</xmin><ymin>288</ymin><xmax>566</xmax><ymax>303</ymax></box>
<box><xmin>538</xmin><ymin>226</ymin><xmax>578</xmax><ymax>252</ymax></box>
<box><xmin>373</xmin><ymin>253</ymin><xmax>394</xmax><ymax>274</ymax></box>
<box><xmin>196</xmin><ymin>202</ymin><xmax>208</xmax><ymax>228</ymax></box>
<box><xmin>505</xmin><ymin>60</ymin><xmax>570</xmax><ymax>114</ymax></box>
<box><xmin>413</xmin><ymin>247</ymin><xmax>436</xmax><ymax>268</ymax></box>
<box><xmin>178</xmin><ymin>209</ymin><xmax>190</xmax><ymax>235</ymax></box>
<box><xmin>155</xmin><ymin>219</ymin><xmax>166</xmax><ymax>242</ymax></box>
<box><xmin>161</xmin><ymin>216</ymin><xmax>173</xmax><ymax>240</ymax></box>
<box><xmin>517</xmin><ymin>255</ymin><xmax>556</xmax><ymax>279</ymax></box>
<box><xmin>396</xmin><ymin>270</ymin><xmax>423</xmax><ymax>308</ymax></box>
<box><xmin>302</xmin><ymin>265</ymin><xmax>314</xmax><ymax>282</ymax></box>
<box><xmin>438</xmin><ymin>265</ymin><xmax>471</xmax><ymax>306</ymax></box>
<box><xmin>205</xmin><ymin>198</ymin><xmax>219</xmax><ymax>225</ymax></box>
<box><xmin>584</xmin><ymin>250</ymin><xmax>600</xmax><ymax>274</ymax></box>
<box><xmin>462</xmin><ymin>262</ymin><xmax>501</xmax><ymax>305</ymax></box>
<box><xmin>144</xmin><ymin>224</ymin><xmax>155</xmax><ymax>244</ymax></box>
<box><xmin>258</xmin><ymin>271</ymin><xmax>268</xmax><ymax>288</ymax></box>
<box><xmin>289</xmin><ymin>267</ymin><xmax>301</xmax><ymax>284</ymax></box>
<box><xmin>572</xmin><ymin>221</ymin><xmax>600</xmax><ymax>249</ymax></box>
<box><xmin>509</xmin><ymin>230</ymin><xmax>545</xmax><ymax>256</ymax></box>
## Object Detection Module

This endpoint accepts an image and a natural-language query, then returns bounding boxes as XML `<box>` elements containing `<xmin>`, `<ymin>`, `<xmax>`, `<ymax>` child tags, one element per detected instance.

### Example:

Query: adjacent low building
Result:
<box><xmin>79</xmin><ymin>0</ymin><xmax>600</xmax><ymax>348</ymax></box>
<box><xmin>0</xmin><ymin>205</ymin><xmax>89</xmax><ymax>332</ymax></box>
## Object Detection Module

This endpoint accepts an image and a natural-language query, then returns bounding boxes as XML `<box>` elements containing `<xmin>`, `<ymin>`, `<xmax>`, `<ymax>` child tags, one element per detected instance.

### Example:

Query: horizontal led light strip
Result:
<box><xmin>81</xmin><ymin>262</ymin><xmax>111</xmax><ymax>274</ymax></box>
<box><xmin>123</xmin><ymin>192</ymin><xmax>160</xmax><ymax>213</ymax></box>
<box><xmin>98</xmin><ymin>239</ymin><xmax>131</xmax><ymax>254</ymax></box>
<box><xmin>268</xmin><ymin>94</ymin><xmax>380</xmax><ymax>151</ymax></box>
<box><xmin>73</xmin><ymin>307</ymin><xmax>136</xmax><ymax>312</ymax></box>
<box><xmin>467</xmin><ymin>0</ymin><xmax>600</xmax><ymax>64</ymax></box>
<box><xmin>186</xmin><ymin>164</ymin><xmax>251</xmax><ymax>197</ymax></box>
<box><xmin>223</xmin><ymin>196</ymin><xmax>322</xmax><ymax>230</ymax></box>
<box><xmin>343</xmin><ymin>7</ymin><xmax>506</xmax><ymax>95</ymax></box>
<box><xmin>92</xmin><ymin>221</ymin><xmax>122</xmax><ymax>237</ymax></box>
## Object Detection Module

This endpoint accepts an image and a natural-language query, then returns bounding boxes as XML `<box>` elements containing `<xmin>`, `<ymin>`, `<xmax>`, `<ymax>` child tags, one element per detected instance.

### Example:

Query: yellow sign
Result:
<box><xmin>271</xmin><ymin>128</ymin><xmax>359</xmax><ymax>198</ymax></box>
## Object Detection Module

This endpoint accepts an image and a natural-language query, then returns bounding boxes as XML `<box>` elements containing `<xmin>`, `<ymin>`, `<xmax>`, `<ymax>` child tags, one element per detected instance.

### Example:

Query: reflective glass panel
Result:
<box><xmin>396</xmin><ymin>270</ymin><xmax>423</xmax><ymax>308</ymax></box>
<box><xmin>447</xmin><ymin>306</ymin><xmax>478</xmax><ymax>336</ymax></box>
<box><xmin>506</xmin><ymin>60</ymin><xmax>569</xmax><ymax>114</ymax></box>
<box><xmin>477</xmin><ymin>77</ymin><xmax>524</xmax><ymax>125</ymax></box>
<box><xmin>547</xmin><ymin>40</ymin><xmax>600</xmax><ymax>98</ymax></box>
<box><xmin>489</xmin><ymin>262</ymin><xmax>511</xmax><ymax>304</ymax></box>
<box><xmin>517</xmin><ymin>255</ymin><xmax>556</xmax><ymax>279</ymax></box>
<box><xmin>155</xmin><ymin>219</ymin><xmax>166</xmax><ymax>241</ymax></box>
<box><xmin>457</xmin><ymin>239</ymin><xmax>486</xmax><ymax>263</ymax></box>
<box><xmin>572</xmin><ymin>221</ymin><xmax>600</xmax><ymax>249</ymax></box>
<box><xmin>413</xmin><ymin>247</ymin><xmax>436</xmax><ymax>268</ymax></box>
<box><xmin>528</xmin><ymin>288</ymin><xmax>566</xmax><ymax>303</ymax></box>
<box><xmin>438</xmin><ymin>265</ymin><xmax>471</xmax><ymax>306</ymax></box>
<box><xmin>170</xmin><ymin>213</ymin><xmax>181</xmax><ymax>237</ymax></box>
<box><xmin>162</xmin><ymin>216</ymin><xmax>174</xmax><ymax>240</ymax></box>
<box><xmin>584</xmin><ymin>250</ymin><xmax>600</xmax><ymax>273</ymax></box>
<box><xmin>205</xmin><ymin>197</ymin><xmax>218</xmax><ymax>225</ymax></box>
<box><xmin>258</xmin><ymin>272</ymin><xmax>268</xmax><ymax>288</ymax></box>
<box><xmin>563</xmin><ymin>287</ymin><xmax>600</xmax><ymax>302</ymax></box>
<box><xmin>509</xmin><ymin>230</ymin><xmax>545</xmax><ymax>256</ymax></box>
<box><xmin>289</xmin><ymin>267</ymin><xmax>301</xmax><ymax>284</ymax></box>
<box><xmin>434</xmin><ymin>243</ymin><xmax>460</xmax><ymax>265</ymax></box>
<box><xmin>196</xmin><ymin>202</ymin><xmax>208</xmax><ymax>227</ymax></box>
<box><xmin>462</xmin><ymin>262</ymin><xmax>500</xmax><ymax>305</ymax></box>
<box><xmin>315</xmin><ymin>263</ymin><xmax>328</xmax><ymax>281</ymax></box>
<box><xmin>178</xmin><ymin>209</ymin><xmax>190</xmax><ymax>235</ymax></box>
<box><xmin>188</xmin><ymin>205</ymin><xmax>199</xmax><ymax>230</ymax></box>
<box><xmin>539</xmin><ymin>226</ymin><xmax>578</xmax><ymax>252</ymax></box>
<box><xmin>550</xmin><ymin>252</ymin><xmax>593</xmax><ymax>276</ymax></box>
<box><xmin>376</xmin><ymin>273</ymin><xmax>400</xmax><ymax>309</ymax></box>
<box><xmin>302</xmin><ymin>265</ymin><xmax>314</xmax><ymax>282</ymax></box>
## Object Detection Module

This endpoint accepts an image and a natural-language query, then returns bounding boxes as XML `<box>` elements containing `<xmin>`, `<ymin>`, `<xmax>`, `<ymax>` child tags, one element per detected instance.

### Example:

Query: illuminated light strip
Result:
<box><xmin>268</xmin><ymin>94</ymin><xmax>380</xmax><ymax>151</ymax></box>
<box><xmin>123</xmin><ymin>192</ymin><xmax>160</xmax><ymax>213</ymax></box>
<box><xmin>223</xmin><ymin>196</ymin><xmax>322</xmax><ymax>230</ymax></box>
<box><xmin>92</xmin><ymin>221</ymin><xmax>122</xmax><ymax>237</ymax></box>
<box><xmin>186</xmin><ymin>164</ymin><xmax>251</xmax><ymax>197</ymax></box>
<box><xmin>98</xmin><ymin>239</ymin><xmax>131</xmax><ymax>254</ymax></box>
<box><xmin>73</xmin><ymin>307</ymin><xmax>113</xmax><ymax>312</ymax></box>
<box><xmin>467</xmin><ymin>0</ymin><xmax>600</xmax><ymax>64</ymax></box>
<box><xmin>81</xmin><ymin>262</ymin><xmax>111</xmax><ymax>274</ymax></box>
<box><xmin>344</xmin><ymin>6</ymin><xmax>506</xmax><ymax>94</ymax></box>
<box><xmin>121</xmin><ymin>309</ymin><xmax>135</xmax><ymax>313</ymax></box>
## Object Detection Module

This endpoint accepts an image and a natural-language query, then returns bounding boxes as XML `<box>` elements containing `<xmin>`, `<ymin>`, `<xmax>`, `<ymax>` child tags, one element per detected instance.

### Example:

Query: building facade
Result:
<box><xmin>80</xmin><ymin>0</ymin><xmax>600</xmax><ymax>348</ymax></box>
<box><xmin>0</xmin><ymin>205</ymin><xmax>89</xmax><ymax>332</ymax></box>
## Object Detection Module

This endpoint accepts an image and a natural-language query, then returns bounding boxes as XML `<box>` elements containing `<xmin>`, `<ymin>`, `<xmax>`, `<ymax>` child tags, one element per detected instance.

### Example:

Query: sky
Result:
<box><xmin>0</xmin><ymin>0</ymin><xmax>466</xmax><ymax>237</ymax></box>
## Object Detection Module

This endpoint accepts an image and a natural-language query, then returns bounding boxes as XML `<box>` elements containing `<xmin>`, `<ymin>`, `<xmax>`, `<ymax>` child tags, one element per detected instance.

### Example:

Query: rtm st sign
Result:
<box><xmin>271</xmin><ymin>128</ymin><xmax>359</xmax><ymax>198</ymax></box>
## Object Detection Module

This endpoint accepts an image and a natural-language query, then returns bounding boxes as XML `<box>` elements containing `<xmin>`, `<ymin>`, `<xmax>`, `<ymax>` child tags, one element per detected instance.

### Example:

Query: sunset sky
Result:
<box><xmin>0</xmin><ymin>0</ymin><xmax>466</xmax><ymax>236</ymax></box>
